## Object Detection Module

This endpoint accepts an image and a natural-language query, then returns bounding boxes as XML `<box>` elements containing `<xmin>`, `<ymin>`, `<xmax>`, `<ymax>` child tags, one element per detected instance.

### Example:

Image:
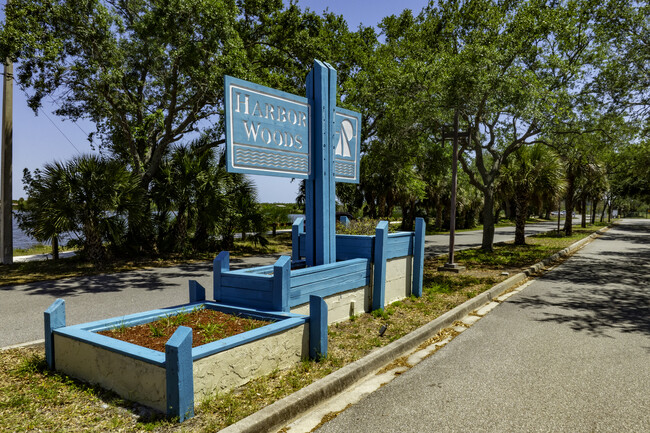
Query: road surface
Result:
<box><xmin>314</xmin><ymin>219</ymin><xmax>650</xmax><ymax>432</ymax></box>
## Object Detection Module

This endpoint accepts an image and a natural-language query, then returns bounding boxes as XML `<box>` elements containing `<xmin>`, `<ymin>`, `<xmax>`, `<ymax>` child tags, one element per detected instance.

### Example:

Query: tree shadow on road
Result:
<box><xmin>8</xmin><ymin>262</ymin><xmax>213</xmax><ymax>297</ymax></box>
<box><xmin>511</xmin><ymin>247</ymin><xmax>650</xmax><ymax>338</ymax></box>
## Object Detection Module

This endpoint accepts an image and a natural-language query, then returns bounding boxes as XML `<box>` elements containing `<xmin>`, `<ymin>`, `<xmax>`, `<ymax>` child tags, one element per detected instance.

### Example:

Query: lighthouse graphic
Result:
<box><xmin>335</xmin><ymin>119</ymin><xmax>354</xmax><ymax>158</ymax></box>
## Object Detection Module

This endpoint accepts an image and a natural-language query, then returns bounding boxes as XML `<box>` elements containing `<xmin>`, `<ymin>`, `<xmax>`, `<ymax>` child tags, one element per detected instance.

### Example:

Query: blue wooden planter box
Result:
<box><xmin>44</xmin><ymin>298</ymin><xmax>310</xmax><ymax>422</ymax></box>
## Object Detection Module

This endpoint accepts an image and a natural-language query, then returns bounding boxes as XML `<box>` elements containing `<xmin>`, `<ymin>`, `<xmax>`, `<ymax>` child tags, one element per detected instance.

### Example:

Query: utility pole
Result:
<box><xmin>439</xmin><ymin>109</ymin><xmax>468</xmax><ymax>273</ymax></box>
<box><xmin>1</xmin><ymin>49</ymin><xmax>13</xmax><ymax>265</ymax></box>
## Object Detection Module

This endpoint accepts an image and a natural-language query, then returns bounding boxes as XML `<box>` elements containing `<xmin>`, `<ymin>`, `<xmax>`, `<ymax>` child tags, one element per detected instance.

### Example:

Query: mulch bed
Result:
<box><xmin>97</xmin><ymin>307</ymin><xmax>272</xmax><ymax>352</ymax></box>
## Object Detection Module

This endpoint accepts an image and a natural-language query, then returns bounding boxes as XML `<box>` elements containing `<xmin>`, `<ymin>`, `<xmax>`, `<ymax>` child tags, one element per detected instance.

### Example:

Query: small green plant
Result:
<box><xmin>148</xmin><ymin>323</ymin><xmax>165</xmax><ymax>338</ymax></box>
<box><xmin>371</xmin><ymin>309</ymin><xmax>390</xmax><ymax>320</ymax></box>
<box><xmin>110</xmin><ymin>320</ymin><xmax>127</xmax><ymax>334</ymax></box>
<box><xmin>197</xmin><ymin>322</ymin><xmax>225</xmax><ymax>342</ymax></box>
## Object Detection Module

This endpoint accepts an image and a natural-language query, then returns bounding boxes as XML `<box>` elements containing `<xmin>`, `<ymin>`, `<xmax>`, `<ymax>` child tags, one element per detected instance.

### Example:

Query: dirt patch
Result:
<box><xmin>97</xmin><ymin>307</ymin><xmax>272</xmax><ymax>352</ymax></box>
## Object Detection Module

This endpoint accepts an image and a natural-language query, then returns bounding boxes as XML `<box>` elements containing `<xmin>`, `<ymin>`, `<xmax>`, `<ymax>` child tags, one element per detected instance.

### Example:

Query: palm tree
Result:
<box><xmin>19</xmin><ymin>155</ymin><xmax>144</xmax><ymax>264</ymax></box>
<box><xmin>502</xmin><ymin>144</ymin><xmax>564</xmax><ymax>245</ymax></box>
<box><xmin>17</xmin><ymin>164</ymin><xmax>76</xmax><ymax>259</ymax></box>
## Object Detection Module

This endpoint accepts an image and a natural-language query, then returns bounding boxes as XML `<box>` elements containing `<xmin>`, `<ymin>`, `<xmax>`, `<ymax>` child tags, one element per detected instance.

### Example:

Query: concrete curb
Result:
<box><xmin>0</xmin><ymin>339</ymin><xmax>45</xmax><ymax>351</ymax></box>
<box><xmin>221</xmin><ymin>225</ymin><xmax>611</xmax><ymax>433</ymax></box>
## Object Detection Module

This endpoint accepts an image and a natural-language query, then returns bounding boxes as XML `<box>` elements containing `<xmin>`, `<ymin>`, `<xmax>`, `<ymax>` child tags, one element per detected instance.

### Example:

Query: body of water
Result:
<box><xmin>11</xmin><ymin>215</ymin><xmax>76</xmax><ymax>251</ymax></box>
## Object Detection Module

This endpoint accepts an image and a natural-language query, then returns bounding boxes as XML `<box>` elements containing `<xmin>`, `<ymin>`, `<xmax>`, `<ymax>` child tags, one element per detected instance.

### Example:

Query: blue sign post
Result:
<box><xmin>225</xmin><ymin>60</ymin><xmax>361</xmax><ymax>267</ymax></box>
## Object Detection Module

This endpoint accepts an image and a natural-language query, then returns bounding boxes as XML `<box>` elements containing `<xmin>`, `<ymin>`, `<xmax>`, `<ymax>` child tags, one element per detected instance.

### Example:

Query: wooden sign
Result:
<box><xmin>225</xmin><ymin>61</ymin><xmax>362</xmax><ymax>266</ymax></box>
<box><xmin>225</xmin><ymin>76</ymin><xmax>311</xmax><ymax>178</ymax></box>
<box><xmin>334</xmin><ymin>108</ymin><xmax>361</xmax><ymax>183</ymax></box>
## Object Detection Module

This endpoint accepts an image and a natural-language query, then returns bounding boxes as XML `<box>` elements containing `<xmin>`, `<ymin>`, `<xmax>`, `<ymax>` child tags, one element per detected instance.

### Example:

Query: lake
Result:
<box><xmin>11</xmin><ymin>215</ymin><xmax>76</xmax><ymax>251</ymax></box>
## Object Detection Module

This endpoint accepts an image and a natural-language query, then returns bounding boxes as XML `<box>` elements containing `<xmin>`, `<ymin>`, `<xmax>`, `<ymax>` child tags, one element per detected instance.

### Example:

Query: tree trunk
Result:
<box><xmin>481</xmin><ymin>189</ymin><xmax>496</xmax><ymax>251</ymax></box>
<box><xmin>52</xmin><ymin>236</ymin><xmax>59</xmax><ymax>260</ymax></box>
<box><xmin>564</xmin><ymin>173</ymin><xmax>576</xmax><ymax>236</ymax></box>
<box><xmin>84</xmin><ymin>222</ymin><xmax>105</xmax><ymax>265</ymax></box>
<box><xmin>514</xmin><ymin>191</ymin><xmax>528</xmax><ymax>245</ymax></box>
<box><xmin>591</xmin><ymin>198</ymin><xmax>599</xmax><ymax>225</ymax></box>
<box><xmin>600</xmin><ymin>199</ymin><xmax>608</xmax><ymax>222</ymax></box>
<box><xmin>581</xmin><ymin>197</ymin><xmax>587</xmax><ymax>228</ymax></box>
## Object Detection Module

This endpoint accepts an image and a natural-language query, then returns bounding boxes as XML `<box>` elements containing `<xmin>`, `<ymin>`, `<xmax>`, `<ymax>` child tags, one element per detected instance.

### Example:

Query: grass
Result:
<box><xmin>0</xmin><ymin>223</ymin><xmax>609</xmax><ymax>432</ymax></box>
<box><xmin>425</xmin><ymin>217</ymin><xmax>561</xmax><ymax>235</ymax></box>
<box><xmin>0</xmin><ymin>233</ymin><xmax>293</xmax><ymax>287</ymax></box>
<box><xmin>13</xmin><ymin>243</ymin><xmax>76</xmax><ymax>257</ymax></box>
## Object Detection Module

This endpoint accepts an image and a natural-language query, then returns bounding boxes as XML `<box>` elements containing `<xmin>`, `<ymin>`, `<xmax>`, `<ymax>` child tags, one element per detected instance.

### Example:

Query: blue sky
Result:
<box><xmin>1</xmin><ymin>0</ymin><xmax>429</xmax><ymax>202</ymax></box>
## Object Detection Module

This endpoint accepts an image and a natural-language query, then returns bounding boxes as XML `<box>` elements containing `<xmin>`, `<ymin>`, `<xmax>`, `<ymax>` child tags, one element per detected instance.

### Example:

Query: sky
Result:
<box><xmin>0</xmin><ymin>0</ymin><xmax>430</xmax><ymax>202</ymax></box>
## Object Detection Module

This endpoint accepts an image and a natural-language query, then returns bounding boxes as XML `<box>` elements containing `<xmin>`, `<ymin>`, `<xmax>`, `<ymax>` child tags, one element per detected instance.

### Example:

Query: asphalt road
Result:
<box><xmin>315</xmin><ymin>218</ymin><xmax>650</xmax><ymax>433</ymax></box>
<box><xmin>0</xmin><ymin>219</ymin><xmax>573</xmax><ymax>348</ymax></box>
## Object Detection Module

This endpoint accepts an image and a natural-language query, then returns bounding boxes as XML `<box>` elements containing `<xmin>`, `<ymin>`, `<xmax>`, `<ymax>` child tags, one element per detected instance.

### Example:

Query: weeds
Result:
<box><xmin>148</xmin><ymin>323</ymin><xmax>165</xmax><ymax>338</ymax></box>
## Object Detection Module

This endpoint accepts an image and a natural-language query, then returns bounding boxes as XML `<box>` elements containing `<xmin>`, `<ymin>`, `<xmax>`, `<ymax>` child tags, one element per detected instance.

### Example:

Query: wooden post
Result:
<box><xmin>213</xmin><ymin>251</ymin><xmax>229</xmax><ymax>301</ymax></box>
<box><xmin>188</xmin><ymin>280</ymin><xmax>205</xmax><ymax>303</ymax></box>
<box><xmin>1</xmin><ymin>54</ymin><xmax>13</xmax><ymax>265</ymax></box>
<box><xmin>165</xmin><ymin>326</ymin><xmax>194</xmax><ymax>422</ymax></box>
<box><xmin>291</xmin><ymin>216</ymin><xmax>304</xmax><ymax>262</ymax></box>
<box><xmin>44</xmin><ymin>299</ymin><xmax>65</xmax><ymax>369</ymax></box>
<box><xmin>309</xmin><ymin>295</ymin><xmax>328</xmax><ymax>360</ymax></box>
<box><xmin>372</xmin><ymin>220</ymin><xmax>389</xmax><ymax>311</ymax></box>
<box><xmin>412</xmin><ymin>218</ymin><xmax>426</xmax><ymax>297</ymax></box>
<box><xmin>273</xmin><ymin>256</ymin><xmax>291</xmax><ymax>312</ymax></box>
<box><xmin>305</xmin><ymin>60</ymin><xmax>336</xmax><ymax>266</ymax></box>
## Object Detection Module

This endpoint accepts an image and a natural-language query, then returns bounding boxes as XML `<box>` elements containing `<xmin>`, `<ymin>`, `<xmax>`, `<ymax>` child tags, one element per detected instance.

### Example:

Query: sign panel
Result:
<box><xmin>225</xmin><ymin>76</ymin><xmax>311</xmax><ymax>178</ymax></box>
<box><xmin>333</xmin><ymin>108</ymin><xmax>361</xmax><ymax>183</ymax></box>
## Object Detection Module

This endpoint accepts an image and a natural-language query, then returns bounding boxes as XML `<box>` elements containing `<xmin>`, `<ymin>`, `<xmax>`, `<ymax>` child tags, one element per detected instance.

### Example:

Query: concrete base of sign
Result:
<box><xmin>292</xmin><ymin>286</ymin><xmax>371</xmax><ymax>324</ymax></box>
<box><xmin>384</xmin><ymin>256</ymin><xmax>413</xmax><ymax>305</ymax></box>
<box><xmin>438</xmin><ymin>263</ymin><xmax>466</xmax><ymax>273</ymax></box>
<box><xmin>291</xmin><ymin>255</ymin><xmax>414</xmax><ymax>322</ymax></box>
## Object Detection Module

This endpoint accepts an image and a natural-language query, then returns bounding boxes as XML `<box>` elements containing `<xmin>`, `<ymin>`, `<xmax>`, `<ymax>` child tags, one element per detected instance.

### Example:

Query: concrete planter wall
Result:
<box><xmin>44</xmin><ymin>298</ymin><xmax>310</xmax><ymax>421</ymax></box>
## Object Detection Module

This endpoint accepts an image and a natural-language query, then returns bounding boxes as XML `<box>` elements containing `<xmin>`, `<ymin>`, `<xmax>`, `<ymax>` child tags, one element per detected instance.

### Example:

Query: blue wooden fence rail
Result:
<box><xmin>216</xmin><ymin>218</ymin><xmax>426</xmax><ymax>313</ymax></box>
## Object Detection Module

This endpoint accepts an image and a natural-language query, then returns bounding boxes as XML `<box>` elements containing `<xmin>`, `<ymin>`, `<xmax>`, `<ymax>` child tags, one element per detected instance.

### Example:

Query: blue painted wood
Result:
<box><xmin>288</xmin><ymin>259</ymin><xmax>370</xmax><ymax>307</ymax></box>
<box><xmin>290</xmin><ymin>273</ymin><xmax>370</xmax><ymax>306</ymax></box>
<box><xmin>326</xmin><ymin>62</ymin><xmax>337</xmax><ymax>265</ymax></box>
<box><xmin>189</xmin><ymin>280</ymin><xmax>205</xmax><ymax>303</ymax></box>
<box><xmin>224</xmin><ymin>75</ymin><xmax>311</xmax><ymax>179</ymax></box>
<box><xmin>290</xmin><ymin>258</ymin><xmax>368</xmax><ymax>282</ymax></box>
<box><xmin>413</xmin><ymin>218</ymin><xmax>426</xmax><ymax>297</ymax></box>
<box><xmin>333</xmin><ymin>107</ymin><xmax>362</xmax><ymax>183</ymax></box>
<box><xmin>372</xmin><ymin>221</ymin><xmax>389</xmax><ymax>311</ymax></box>
<box><xmin>305</xmin><ymin>60</ymin><xmax>337</xmax><ymax>266</ymax></box>
<box><xmin>336</xmin><ymin>235</ymin><xmax>374</xmax><ymax>260</ymax></box>
<box><xmin>165</xmin><ymin>326</ymin><xmax>194</xmax><ymax>422</ymax></box>
<box><xmin>213</xmin><ymin>251</ymin><xmax>230</xmax><ymax>301</ymax></box>
<box><xmin>231</xmin><ymin>265</ymin><xmax>275</xmax><ymax>275</ymax></box>
<box><xmin>53</xmin><ymin>302</ymin><xmax>307</xmax><ymax>366</ymax></box>
<box><xmin>220</xmin><ymin>274</ymin><xmax>273</xmax><ymax>291</ymax></box>
<box><xmin>273</xmin><ymin>256</ymin><xmax>291</xmax><ymax>312</ymax></box>
<box><xmin>44</xmin><ymin>298</ymin><xmax>65</xmax><ymax>369</ymax></box>
<box><xmin>385</xmin><ymin>233</ymin><xmax>414</xmax><ymax>259</ymax></box>
<box><xmin>292</xmin><ymin>216</ymin><xmax>304</xmax><ymax>262</ymax></box>
<box><xmin>339</xmin><ymin>215</ymin><xmax>350</xmax><ymax>227</ymax></box>
<box><xmin>299</xmin><ymin>233</ymin><xmax>306</xmax><ymax>258</ymax></box>
<box><xmin>309</xmin><ymin>295</ymin><xmax>328</xmax><ymax>360</ymax></box>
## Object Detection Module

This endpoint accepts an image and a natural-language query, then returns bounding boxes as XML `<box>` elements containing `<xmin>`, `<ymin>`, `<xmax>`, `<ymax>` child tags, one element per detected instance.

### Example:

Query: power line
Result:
<box><xmin>11</xmin><ymin>77</ymin><xmax>84</xmax><ymax>154</ymax></box>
